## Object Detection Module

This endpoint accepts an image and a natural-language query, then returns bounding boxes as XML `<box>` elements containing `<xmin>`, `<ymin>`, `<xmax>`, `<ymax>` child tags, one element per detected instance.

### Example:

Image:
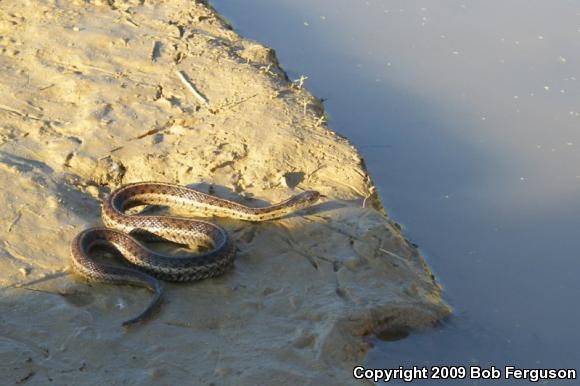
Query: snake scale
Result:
<box><xmin>71</xmin><ymin>182</ymin><xmax>320</xmax><ymax>326</ymax></box>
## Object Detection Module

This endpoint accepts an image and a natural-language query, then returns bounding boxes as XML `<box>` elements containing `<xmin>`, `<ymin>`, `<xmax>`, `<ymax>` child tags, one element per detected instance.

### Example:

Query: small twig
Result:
<box><xmin>16</xmin><ymin>371</ymin><xmax>36</xmax><ymax>385</ymax></box>
<box><xmin>7</xmin><ymin>205</ymin><xmax>25</xmax><ymax>233</ymax></box>
<box><xmin>39</xmin><ymin>84</ymin><xmax>55</xmax><ymax>91</ymax></box>
<box><xmin>293</xmin><ymin>75</ymin><xmax>308</xmax><ymax>89</ymax></box>
<box><xmin>0</xmin><ymin>104</ymin><xmax>42</xmax><ymax>121</ymax></box>
<box><xmin>97</xmin><ymin>146</ymin><xmax>124</xmax><ymax>160</ymax></box>
<box><xmin>259</xmin><ymin>64</ymin><xmax>275</xmax><ymax>76</ymax></box>
<box><xmin>134</xmin><ymin>127</ymin><xmax>163</xmax><ymax>140</ymax></box>
<box><xmin>124</xmin><ymin>17</ymin><xmax>139</xmax><ymax>27</ymax></box>
<box><xmin>220</xmin><ymin>94</ymin><xmax>257</xmax><ymax>110</ymax></box>
<box><xmin>7</xmin><ymin>269</ymin><xmax>70</xmax><ymax>290</ymax></box>
<box><xmin>313</xmin><ymin>114</ymin><xmax>327</xmax><ymax>127</ymax></box>
<box><xmin>132</xmin><ymin>119</ymin><xmax>175</xmax><ymax>140</ymax></box>
<box><xmin>362</xmin><ymin>195</ymin><xmax>370</xmax><ymax>208</ymax></box>
<box><xmin>379</xmin><ymin>248</ymin><xmax>410</xmax><ymax>265</ymax></box>
<box><xmin>118</xmin><ymin>9</ymin><xmax>139</xmax><ymax>28</ymax></box>
<box><xmin>176</xmin><ymin>70</ymin><xmax>209</xmax><ymax>106</ymax></box>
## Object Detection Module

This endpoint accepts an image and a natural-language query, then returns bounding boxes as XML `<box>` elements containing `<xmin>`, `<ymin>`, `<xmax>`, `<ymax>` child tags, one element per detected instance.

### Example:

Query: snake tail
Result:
<box><xmin>71</xmin><ymin>228</ymin><xmax>164</xmax><ymax>326</ymax></box>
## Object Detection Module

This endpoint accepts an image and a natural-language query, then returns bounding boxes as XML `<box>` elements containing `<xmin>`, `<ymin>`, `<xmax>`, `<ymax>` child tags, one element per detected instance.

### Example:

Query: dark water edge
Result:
<box><xmin>211</xmin><ymin>0</ymin><xmax>580</xmax><ymax>383</ymax></box>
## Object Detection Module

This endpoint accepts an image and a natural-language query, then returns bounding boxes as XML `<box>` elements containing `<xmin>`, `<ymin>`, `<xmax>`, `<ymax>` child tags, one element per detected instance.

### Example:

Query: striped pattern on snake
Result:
<box><xmin>71</xmin><ymin>182</ymin><xmax>320</xmax><ymax>326</ymax></box>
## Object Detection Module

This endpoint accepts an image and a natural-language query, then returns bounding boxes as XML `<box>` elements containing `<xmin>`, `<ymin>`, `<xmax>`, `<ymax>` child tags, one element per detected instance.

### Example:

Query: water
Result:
<box><xmin>212</xmin><ymin>0</ymin><xmax>580</xmax><ymax>383</ymax></box>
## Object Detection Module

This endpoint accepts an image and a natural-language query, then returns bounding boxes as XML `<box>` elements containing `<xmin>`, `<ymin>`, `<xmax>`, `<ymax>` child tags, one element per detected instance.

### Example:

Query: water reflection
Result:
<box><xmin>212</xmin><ymin>0</ymin><xmax>580</xmax><ymax>379</ymax></box>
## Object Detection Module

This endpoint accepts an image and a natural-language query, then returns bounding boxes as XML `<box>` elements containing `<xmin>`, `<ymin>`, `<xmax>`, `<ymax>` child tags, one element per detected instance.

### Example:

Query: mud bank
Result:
<box><xmin>0</xmin><ymin>1</ymin><xmax>449</xmax><ymax>384</ymax></box>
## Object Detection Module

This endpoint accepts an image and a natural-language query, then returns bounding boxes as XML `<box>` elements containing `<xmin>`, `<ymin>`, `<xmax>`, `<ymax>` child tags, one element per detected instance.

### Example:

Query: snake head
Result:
<box><xmin>296</xmin><ymin>190</ymin><xmax>321</xmax><ymax>208</ymax></box>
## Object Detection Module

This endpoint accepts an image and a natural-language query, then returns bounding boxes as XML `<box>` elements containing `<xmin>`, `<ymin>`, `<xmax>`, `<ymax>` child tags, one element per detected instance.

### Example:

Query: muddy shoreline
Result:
<box><xmin>0</xmin><ymin>1</ymin><xmax>449</xmax><ymax>384</ymax></box>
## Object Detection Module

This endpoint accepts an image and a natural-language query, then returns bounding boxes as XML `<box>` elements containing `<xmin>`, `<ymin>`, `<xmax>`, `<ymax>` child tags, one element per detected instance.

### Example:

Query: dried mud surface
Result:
<box><xmin>0</xmin><ymin>1</ymin><xmax>450</xmax><ymax>384</ymax></box>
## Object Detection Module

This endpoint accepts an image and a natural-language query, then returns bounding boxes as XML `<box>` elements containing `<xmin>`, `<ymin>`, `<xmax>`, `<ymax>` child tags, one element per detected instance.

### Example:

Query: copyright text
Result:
<box><xmin>352</xmin><ymin>365</ymin><xmax>577</xmax><ymax>383</ymax></box>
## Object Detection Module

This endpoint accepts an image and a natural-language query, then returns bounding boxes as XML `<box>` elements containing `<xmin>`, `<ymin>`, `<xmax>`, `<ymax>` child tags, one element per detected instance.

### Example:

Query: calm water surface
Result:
<box><xmin>212</xmin><ymin>1</ymin><xmax>580</xmax><ymax>383</ymax></box>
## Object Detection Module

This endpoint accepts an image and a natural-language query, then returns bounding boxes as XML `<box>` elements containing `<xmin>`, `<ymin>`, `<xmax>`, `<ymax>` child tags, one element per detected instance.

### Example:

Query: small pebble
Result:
<box><xmin>19</xmin><ymin>267</ymin><xmax>31</xmax><ymax>276</ymax></box>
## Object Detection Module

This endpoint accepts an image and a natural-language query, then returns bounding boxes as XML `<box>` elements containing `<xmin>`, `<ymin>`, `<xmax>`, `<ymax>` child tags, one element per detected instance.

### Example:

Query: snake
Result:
<box><xmin>70</xmin><ymin>182</ymin><xmax>320</xmax><ymax>326</ymax></box>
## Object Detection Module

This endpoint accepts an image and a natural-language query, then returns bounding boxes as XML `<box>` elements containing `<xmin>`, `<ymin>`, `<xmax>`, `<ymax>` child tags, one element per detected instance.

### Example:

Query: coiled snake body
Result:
<box><xmin>71</xmin><ymin>182</ymin><xmax>320</xmax><ymax>326</ymax></box>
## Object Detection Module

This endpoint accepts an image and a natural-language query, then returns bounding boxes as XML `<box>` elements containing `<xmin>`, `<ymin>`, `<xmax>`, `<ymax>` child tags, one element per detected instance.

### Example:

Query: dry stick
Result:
<box><xmin>176</xmin><ymin>70</ymin><xmax>209</xmax><ymax>106</ymax></box>
<box><xmin>97</xmin><ymin>146</ymin><xmax>124</xmax><ymax>160</ymax></box>
<box><xmin>7</xmin><ymin>205</ymin><xmax>25</xmax><ymax>233</ymax></box>
<box><xmin>132</xmin><ymin>119</ymin><xmax>176</xmax><ymax>140</ymax></box>
<box><xmin>0</xmin><ymin>104</ymin><xmax>42</xmax><ymax>121</ymax></box>
<box><xmin>221</xmin><ymin>93</ymin><xmax>257</xmax><ymax>111</ymax></box>
<box><xmin>379</xmin><ymin>248</ymin><xmax>412</xmax><ymax>267</ymax></box>
<box><xmin>6</xmin><ymin>269</ymin><xmax>70</xmax><ymax>290</ymax></box>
